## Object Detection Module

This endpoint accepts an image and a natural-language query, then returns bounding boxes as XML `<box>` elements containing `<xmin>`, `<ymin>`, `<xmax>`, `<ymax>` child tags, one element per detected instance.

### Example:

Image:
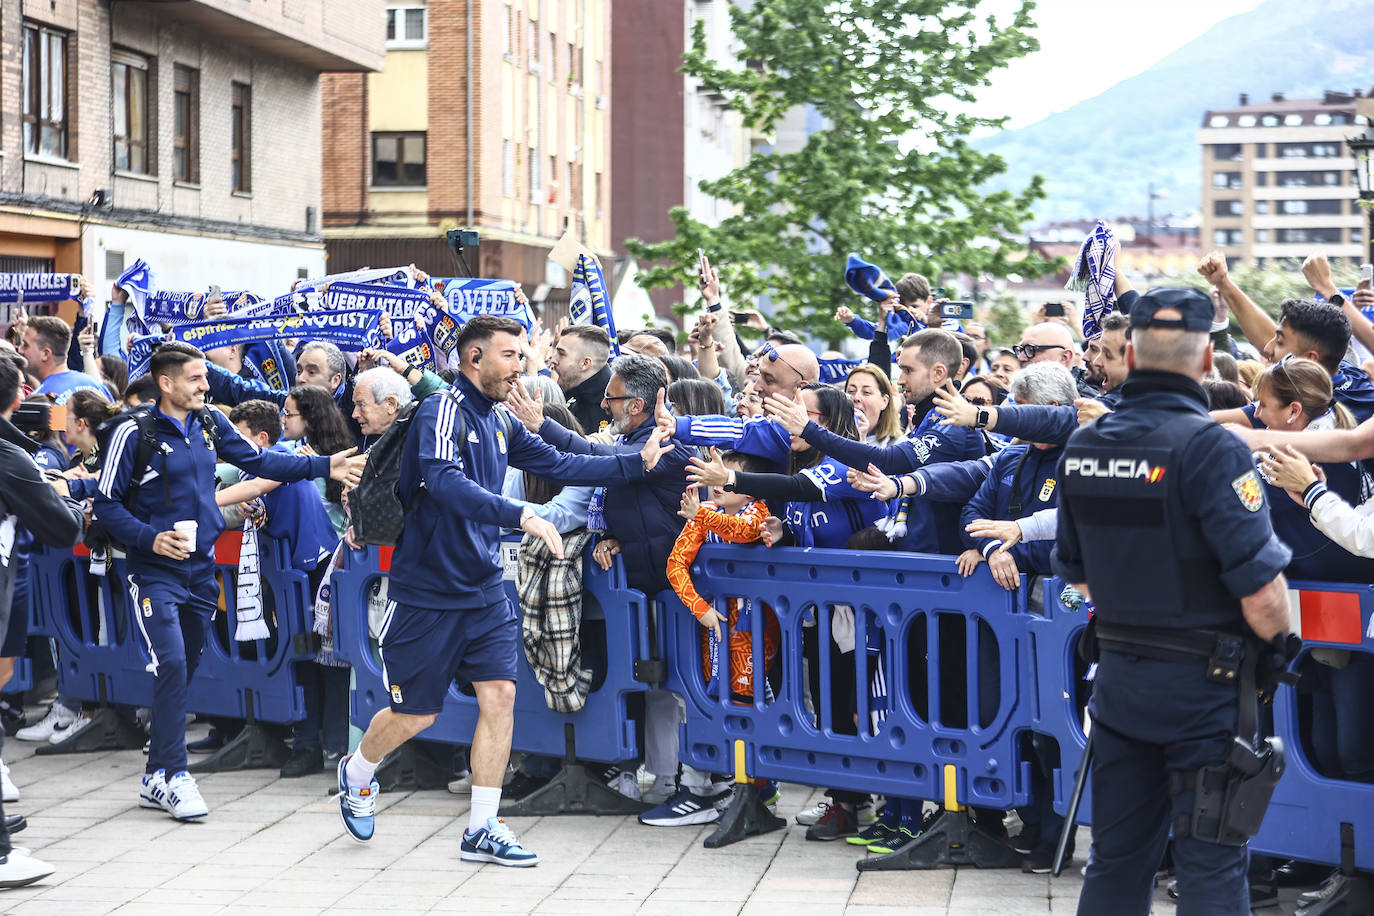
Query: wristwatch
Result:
<box><xmin>974</xmin><ymin>408</ymin><xmax>991</xmax><ymax>429</ymax></box>
<box><xmin>1327</xmin><ymin>293</ymin><xmax>1346</xmax><ymax>308</ymax></box>
<box><xmin>706</xmin><ymin>300</ymin><xmax>723</xmax><ymax>313</ymax></box>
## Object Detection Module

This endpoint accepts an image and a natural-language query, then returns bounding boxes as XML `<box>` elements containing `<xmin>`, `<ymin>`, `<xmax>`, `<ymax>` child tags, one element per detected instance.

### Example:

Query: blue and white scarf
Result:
<box><xmin>569</xmin><ymin>254</ymin><xmax>620</xmax><ymax>359</ymax></box>
<box><xmin>294</xmin><ymin>266</ymin><xmax>414</xmax><ymax>295</ymax></box>
<box><xmin>174</xmin><ymin>309</ymin><xmax>382</xmax><ymax>352</ymax></box>
<box><xmin>1066</xmin><ymin>220</ymin><xmax>1117</xmax><ymax>342</ymax></box>
<box><xmin>443</xmin><ymin>278</ymin><xmax>534</xmax><ymax>331</ymax></box>
<box><xmin>322</xmin><ymin>281</ymin><xmax>431</xmax><ymax>322</ymax></box>
<box><xmin>844</xmin><ymin>253</ymin><xmax>898</xmax><ymax>302</ymax></box>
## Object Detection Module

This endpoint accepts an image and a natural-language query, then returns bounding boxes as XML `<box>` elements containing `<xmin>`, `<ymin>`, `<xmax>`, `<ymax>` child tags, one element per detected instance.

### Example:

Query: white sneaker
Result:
<box><xmin>48</xmin><ymin>715</ymin><xmax>92</xmax><ymax>745</ymax></box>
<box><xmin>0</xmin><ymin>760</ymin><xmax>17</xmax><ymax>803</ymax></box>
<box><xmin>795</xmin><ymin>801</ymin><xmax>828</xmax><ymax>826</ymax></box>
<box><xmin>609</xmin><ymin>770</ymin><xmax>641</xmax><ymax>801</ymax></box>
<box><xmin>15</xmin><ymin>704</ymin><xmax>77</xmax><ymax>743</ymax></box>
<box><xmin>0</xmin><ymin>850</ymin><xmax>54</xmax><ymax>888</ymax></box>
<box><xmin>162</xmin><ymin>771</ymin><xmax>209</xmax><ymax>821</ymax></box>
<box><xmin>857</xmin><ymin>799</ymin><xmax>878</xmax><ymax>825</ymax></box>
<box><xmin>139</xmin><ymin>770</ymin><xmax>168</xmax><ymax>810</ymax></box>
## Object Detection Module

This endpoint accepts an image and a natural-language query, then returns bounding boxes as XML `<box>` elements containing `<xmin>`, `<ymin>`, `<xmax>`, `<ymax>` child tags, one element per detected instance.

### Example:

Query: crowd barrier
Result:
<box><xmin>26</xmin><ymin>532</ymin><xmax>315</xmax><ymax>767</ymax></box>
<box><xmin>330</xmin><ymin>538</ymin><xmax>659</xmax><ymax>812</ymax></box>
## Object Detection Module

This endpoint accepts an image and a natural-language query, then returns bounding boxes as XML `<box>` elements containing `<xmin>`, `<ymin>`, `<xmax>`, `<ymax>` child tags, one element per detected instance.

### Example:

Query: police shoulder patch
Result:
<box><xmin>1232</xmin><ymin>470</ymin><xmax>1264</xmax><ymax>512</ymax></box>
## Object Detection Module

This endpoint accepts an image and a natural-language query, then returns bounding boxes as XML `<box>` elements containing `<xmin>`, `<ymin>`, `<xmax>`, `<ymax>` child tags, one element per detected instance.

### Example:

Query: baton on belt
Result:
<box><xmin>1052</xmin><ymin>729</ymin><xmax>1092</xmax><ymax>878</ymax></box>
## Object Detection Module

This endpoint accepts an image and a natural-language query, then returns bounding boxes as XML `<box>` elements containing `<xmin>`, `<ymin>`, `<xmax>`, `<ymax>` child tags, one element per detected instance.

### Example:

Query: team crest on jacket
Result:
<box><xmin>1038</xmin><ymin>478</ymin><xmax>1056</xmax><ymax>502</ymax></box>
<box><xmin>496</xmin><ymin>430</ymin><xmax>507</xmax><ymax>454</ymax></box>
<box><xmin>390</xmin><ymin>684</ymin><xmax>404</xmax><ymax>704</ymax></box>
<box><xmin>142</xmin><ymin>597</ymin><xmax>153</xmax><ymax>618</ymax></box>
<box><xmin>1232</xmin><ymin>470</ymin><xmax>1263</xmax><ymax>512</ymax></box>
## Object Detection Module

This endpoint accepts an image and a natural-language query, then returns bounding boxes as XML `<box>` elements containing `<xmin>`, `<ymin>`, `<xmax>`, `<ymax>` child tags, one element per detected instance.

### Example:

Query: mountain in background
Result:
<box><xmin>973</xmin><ymin>0</ymin><xmax>1374</xmax><ymax>225</ymax></box>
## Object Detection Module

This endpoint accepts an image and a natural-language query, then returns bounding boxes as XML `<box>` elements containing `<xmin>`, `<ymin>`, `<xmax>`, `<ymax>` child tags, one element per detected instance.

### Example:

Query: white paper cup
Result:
<box><xmin>173</xmin><ymin>519</ymin><xmax>198</xmax><ymax>548</ymax></box>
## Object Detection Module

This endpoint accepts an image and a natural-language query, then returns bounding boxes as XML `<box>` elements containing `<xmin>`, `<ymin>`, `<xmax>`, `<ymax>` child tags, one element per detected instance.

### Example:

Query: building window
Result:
<box><xmin>112</xmin><ymin>50</ymin><xmax>151</xmax><ymax>174</ymax></box>
<box><xmin>1212</xmin><ymin>172</ymin><xmax>1242</xmax><ymax>190</ymax></box>
<box><xmin>548</xmin><ymin>32</ymin><xmax>558</xmax><ymax>81</ymax></box>
<box><xmin>1212</xmin><ymin>229</ymin><xmax>1243</xmax><ymax>246</ymax></box>
<box><xmin>173</xmin><ymin>65</ymin><xmax>200</xmax><ymax>183</ymax></box>
<box><xmin>1254</xmin><ymin>171</ymin><xmax>1267</xmax><ymax>187</ymax></box>
<box><xmin>1213</xmin><ymin>144</ymin><xmax>1242</xmax><ymax>161</ymax></box>
<box><xmin>503</xmin><ymin>5</ymin><xmax>513</xmax><ymax>56</ymax></box>
<box><xmin>1255</xmin><ymin>230</ymin><xmax>1270</xmax><ymax>244</ymax></box>
<box><xmin>1208</xmin><ymin>115</ymin><xmax>1229</xmax><ymax>128</ymax></box>
<box><xmin>1261</xmin><ymin>113</ymin><xmax>1279</xmax><ymax>127</ymax></box>
<box><xmin>528</xmin><ymin>20</ymin><xmax>539</xmax><ymax>71</ymax></box>
<box><xmin>568</xmin><ymin>42</ymin><xmax>579</xmax><ymax>84</ymax></box>
<box><xmin>548</xmin><ymin>154</ymin><xmax>556</xmax><ymax>203</ymax></box>
<box><xmin>529</xmin><ymin>150</ymin><xmax>541</xmax><ymax>202</ymax></box>
<box><xmin>1253</xmin><ymin>143</ymin><xmax>1267</xmax><ymax>158</ymax></box>
<box><xmin>22</xmin><ymin>24</ymin><xmax>68</xmax><ymax>159</ymax></box>
<box><xmin>1213</xmin><ymin>200</ymin><xmax>1244</xmax><ymax>217</ymax></box>
<box><xmin>1281</xmin><ymin>199</ymin><xmax>1308</xmax><ymax>215</ymax></box>
<box><xmin>1276</xmin><ymin>228</ymin><xmax>1343</xmax><ymax>245</ymax></box>
<box><xmin>386</xmin><ymin>6</ymin><xmax>427</xmax><ymax>49</ymax></box>
<box><xmin>231</xmin><ymin>82</ymin><xmax>251</xmax><ymax>193</ymax></box>
<box><xmin>372</xmin><ymin>132</ymin><xmax>426</xmax><ymax>187</ymax></box>
<box><xmin>1284</xmin><ymin>113</ymin><xmax>1304</xmax><ymax>126</ymax></box>
<box><xmin>1237</xmin><ymin>114</ymin><xmax>1256</xmax><ymax>127</ymax></box>
<box><xmin>1354</xmin><ymin>228</ymin><xmax>1364</xmax><ymax>245</ymax></box>
<box><xmin>1255</xmin><ymin>200</ymin><xmax>1270</xmax><ymax>214</ymax></box>
<box><xmin>594</xmin><ymin>171</ymin><xmax>603</xmax><ymax>219</ymax></box>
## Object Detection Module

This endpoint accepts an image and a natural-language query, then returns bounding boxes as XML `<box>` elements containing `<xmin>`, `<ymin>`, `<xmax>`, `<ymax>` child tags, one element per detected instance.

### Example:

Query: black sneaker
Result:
<box><xmin>1010</xmin><ymin>826</ymin><xmax>1041</xmax><ymax>855</ymax></box>
<box><xmin>1022</xmin><ymin>841</ymin><xmax>1073</xmax><ymax>874</ymax></box>
<box><xmin>846</xmin><ymin>820</ymin><xmax>895</xmax><ymax>847</ymax></box>
<box><xmin>186</xmin><ymin>728</ymin><xmax>228</xmax><ymax>754</ymax></box>
<box><xmin>804</xmin><ymin>803</ymin><xmax>858</xmax><ymax>841</ymax></box>
<box><xmin>1249</xmin><ymin>875</ymin><xmax>1278</xmax><ymax>909</ymax></box>
<box><xmin>503</xmin><ymin>772</ymin><xmax>550</xmax><ymax>801</ymax></box>
<box><xmin>279</xmin><ymin>745</ymin><xmax>324</xmax><ymax>778</ymax></box>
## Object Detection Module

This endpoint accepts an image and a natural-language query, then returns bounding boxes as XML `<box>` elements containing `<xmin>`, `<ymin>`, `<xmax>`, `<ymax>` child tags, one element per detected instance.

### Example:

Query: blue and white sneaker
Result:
<box><xmin>162</xmin><ymin>770</ymin><xmax>209</xmax><ymax>820</ymax></box>
<box><xmin>336</xmin><ymin>753</ymin><xmax>378</xmax><ymax>843</ymax></box>
<box><xmin>460</xmin><ymin>817</ymin><xmax>539</xmax><ymax>867</ymax></box>
<box><xmin>139</xmin><ymin>770</ymin><xmax>167</xmax><ymax>810</ymax></box>
<box><xmin>638</xmin><ymin>788</ymin><xmax>727</xmax><ymax>827</ymax></box>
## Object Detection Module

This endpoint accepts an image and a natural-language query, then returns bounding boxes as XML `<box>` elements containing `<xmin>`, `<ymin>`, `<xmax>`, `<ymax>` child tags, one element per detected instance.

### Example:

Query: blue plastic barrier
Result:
<box><xmin>667</xmin><ymin>544</ymin><xmax>1033</xmax><ymax>810</ymax></box>
<box><xmin>27</xmin><ymin>532</ymin><xmax>312</xmax><ymax>724</ymax></box>
<box><xmin>331</xmin><ymin>538</ymin><xmax>653</xmax><ymax>763</ymax></box>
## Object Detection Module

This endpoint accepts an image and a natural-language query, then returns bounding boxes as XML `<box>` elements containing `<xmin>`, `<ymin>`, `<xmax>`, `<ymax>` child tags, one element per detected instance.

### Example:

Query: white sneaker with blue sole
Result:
<box><xmin>460</xmin><ymin>816</ymin><xmax>538</xmax><ymax>867</ymax></box>
<box><xmin>335</xmin><ymin>754</ymin><xmax>378</xmax><ymax>843</ymax></box>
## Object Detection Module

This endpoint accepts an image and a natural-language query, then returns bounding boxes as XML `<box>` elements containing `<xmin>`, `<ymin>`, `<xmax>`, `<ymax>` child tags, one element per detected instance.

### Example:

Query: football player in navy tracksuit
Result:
<box><xmin>335</xmin><ymin>315</ymin><xmax>676</xmax><ymax>868</ymax></box>
<box><xmin>93</xmin><ymin>342</ymin><xmax>364</xmax><ymax>822</ymax></box>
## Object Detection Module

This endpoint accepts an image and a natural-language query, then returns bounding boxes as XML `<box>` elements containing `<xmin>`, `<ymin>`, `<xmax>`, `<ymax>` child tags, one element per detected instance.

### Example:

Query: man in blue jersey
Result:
<box><xmin>18</xmin><ymin>316</ymin><xmax>107</xmax><ymax>405</ymax></box>
<box><xmin>335</xmin><ymin>316</ymin><xmax>676</xmax><ymax>867</ymax></box>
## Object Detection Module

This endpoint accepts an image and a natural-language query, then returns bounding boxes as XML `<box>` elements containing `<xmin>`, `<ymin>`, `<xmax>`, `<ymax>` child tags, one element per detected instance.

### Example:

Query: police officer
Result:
<box><xmin>1053</xmin><ymin>288</ymin><xmax>1294</xmax><ymax>916</ymax></box>
<box><xmin>94</xmin><ymin>342</ymin><xmax>365</xmax><ymax>822</ymax></box>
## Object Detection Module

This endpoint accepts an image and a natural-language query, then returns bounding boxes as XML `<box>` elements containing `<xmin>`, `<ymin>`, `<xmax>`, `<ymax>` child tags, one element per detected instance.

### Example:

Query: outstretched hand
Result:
<box><xmin>686</xmin><ymin>446</ymin><xmax>730</xmax><ymax>488</ymax></box>
<box><xmin>764</xmin><ymin>390</ymin><xmax>809</xmax><ymax>436</ymax></box>
<box><xmin>639</xmin><ymin>423</ymin><xmax>676</xmax><ymax>472</ymax></box>
<box><xmin>505</xmin><ymin>380</ymin><xmax>545</xmax><ymax>433</ymax></box>
<box><xmin>848</xmin><ymin>463</ymin><xmax>898</xmax><ymax>500</ymax></box>
<box><xmin>521</xmin><ymin>512</ymin><xmax>564</xmax><ymax>559</ymax></box>
<box><xmin>329</xmin><ymin>447</ymin><xmax>366</xmax><ymax>488</ymax></box>
<box><xmin>933</xmin><ymin>380</ymin><xmax>976</xmax><ymax>427</ymax></box>
<box><xmin>964</xmin><ymin>518</ymin><xmax>1022</xmax><ymax>550</ymax></box>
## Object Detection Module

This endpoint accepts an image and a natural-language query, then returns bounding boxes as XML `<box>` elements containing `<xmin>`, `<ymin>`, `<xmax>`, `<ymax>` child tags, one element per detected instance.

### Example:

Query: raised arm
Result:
<box><xmin>1199</xmin><ymin>252</ymin><xmax>1276</xmax><ymax>354</ymax></box>
<box><xmin>1303</xmin><ymin>254</ymin><xmax>1374</xmax><ymax>355</ymax></box>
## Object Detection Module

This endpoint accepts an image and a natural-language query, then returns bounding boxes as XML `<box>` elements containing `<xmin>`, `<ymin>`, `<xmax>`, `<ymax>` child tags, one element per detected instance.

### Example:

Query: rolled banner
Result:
<box><xmin>143</xmin><ymin>290</ymin><xmax>209</xmax><ymax>327</ymax></box>
<box><xmin>294</xmin><ymin>266</ymin><xmax>414</xmax><ymax>295</ymax></box>
<box><xmin>322</xmin><ymin>281</ymin><xmax>432</xmax><ymax>321</ymax></box>
<box><xmin>174</xmin><ymin>309</ymin><xmax>382</xmax><ymax>352</ymax></box>
<box><xmin>127</xmin><ymin>332</ymin><xmax>170</xmax><ymax>380</ymax></box>
<box><xmin>444</xmin><ymin>278</ymin><xmax>534</xmax><ymax>331</ymax></box>
<box><xmin>0</xmin><ymin>273</ymin><xmax>81</xmax><ymax>304</ymax></box>
<box><xmin>1066</xmin><ymin>220</ymin><xmax>1117</xmax><ymax>342</ymax></box>
<box><xmin>844</xmin><ymin>253</ymin><xmax>898</xmax><ymax>303</ymax></box>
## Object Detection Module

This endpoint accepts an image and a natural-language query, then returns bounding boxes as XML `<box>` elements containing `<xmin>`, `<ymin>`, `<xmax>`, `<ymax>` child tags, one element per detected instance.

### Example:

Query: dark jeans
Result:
<box><xmin>293</xmin><ymin>662</ymin><xmax>350</xmax><ymax>754</ymax></box>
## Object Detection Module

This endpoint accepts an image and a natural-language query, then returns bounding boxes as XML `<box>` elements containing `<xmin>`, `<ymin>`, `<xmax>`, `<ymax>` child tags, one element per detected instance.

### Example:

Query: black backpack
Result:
<box><xmin>348</xmin><ymin>387</ymin><xmax>512</xmax><ymax>546</ymax></box>
<box><xmin>86</xmin><ymin>404</ymin><xmax>220</xmax><ymax>549</ymax></box>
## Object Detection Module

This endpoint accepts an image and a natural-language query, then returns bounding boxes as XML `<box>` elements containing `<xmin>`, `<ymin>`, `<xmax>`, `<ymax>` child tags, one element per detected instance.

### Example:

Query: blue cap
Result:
<box><xmin>1130</xmin><ymin>287</ymin><xmax>1213</xmax><ymax>332</ymax></box>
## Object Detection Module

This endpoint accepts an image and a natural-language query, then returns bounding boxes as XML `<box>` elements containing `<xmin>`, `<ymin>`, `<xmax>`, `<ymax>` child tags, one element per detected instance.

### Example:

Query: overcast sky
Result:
<box><xmin>974</xmin><ymin>0</ymin><xmax>1263</xmax><ymax>130</ymax></box>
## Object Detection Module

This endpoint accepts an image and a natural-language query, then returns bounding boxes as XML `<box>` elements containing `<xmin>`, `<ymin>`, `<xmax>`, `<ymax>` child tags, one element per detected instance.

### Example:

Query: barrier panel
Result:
<box><xmin>331</xmin><ymin>538</ymin><xmax>657</xmax><ymax>809</ymax></box>
<box><xmin>26</xmin><ymin>532</ymin><xmax>314</xmax><ymax>765</ymax></box>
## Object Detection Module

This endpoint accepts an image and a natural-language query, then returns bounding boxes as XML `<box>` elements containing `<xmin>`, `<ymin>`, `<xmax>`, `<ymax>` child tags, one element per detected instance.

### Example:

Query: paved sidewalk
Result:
<box><xmin>0</xmin><ymin>733</ymin><xmax>1303</xmax><ymax>915</ymax></box>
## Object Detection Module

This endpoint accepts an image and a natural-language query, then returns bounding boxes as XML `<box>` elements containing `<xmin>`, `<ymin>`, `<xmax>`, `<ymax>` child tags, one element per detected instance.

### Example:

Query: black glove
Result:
<box><xmin>1255</xmin><ymin>632</ymin><xmax>1302</xmax><ymax>702</ymax></box>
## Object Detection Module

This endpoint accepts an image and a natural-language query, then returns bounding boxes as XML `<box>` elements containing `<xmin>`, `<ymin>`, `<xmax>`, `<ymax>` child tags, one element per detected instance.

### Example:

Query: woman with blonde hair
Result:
<box><xmin>844</xmin><ymin>364</ymin><xmax>902</xmax><ymax>446</ymax></box>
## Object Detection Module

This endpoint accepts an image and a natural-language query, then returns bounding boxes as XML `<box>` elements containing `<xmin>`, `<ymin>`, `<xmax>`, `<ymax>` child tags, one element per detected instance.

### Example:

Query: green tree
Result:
<box><xmin>626</xmin><ymin>0</ymin><xmax>1058</xmax><ymax>345</ymax></box>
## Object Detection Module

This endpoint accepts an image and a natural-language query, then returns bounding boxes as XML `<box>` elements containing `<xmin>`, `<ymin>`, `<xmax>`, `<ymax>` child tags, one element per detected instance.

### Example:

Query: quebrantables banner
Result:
<box><xmin>442</xmin><ymin>278</ymin><xmax>534</xmax><ymax>331</ymax></box>
<box><xmin>173</xmin><ymin>310</ymin><xmax>382</xmax><ymax>352</ymax></box>
<box><xmin>321</xmin><ymin>282</ymin><xmax>432</xmax><ymax>321</ymax></box>
<box><xmin>0</xmin><ymin>273</ymin><xmax>80</xmax><ymax>303</ymax></box>
<box><xmin>294</xmin><ymin>266</ymin><xmax>414</xmax><ymax>295</ymax></box>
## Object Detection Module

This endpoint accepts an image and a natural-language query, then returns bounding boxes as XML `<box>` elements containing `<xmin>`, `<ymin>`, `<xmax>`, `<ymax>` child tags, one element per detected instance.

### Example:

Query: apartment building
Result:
<box><xmin>0</xmin><ymin>0</ymin><xmax>383</xmax><ymax>301</ymax></box>
<box><xmin>1198</xmin><ymin>90</ymin><xmax>1374</xmax><ymax>268</ymax></box>
<box><xmin>321</xmin><ymin>0</ymin><xmax>611</xmax><ymax>299</ymax></box>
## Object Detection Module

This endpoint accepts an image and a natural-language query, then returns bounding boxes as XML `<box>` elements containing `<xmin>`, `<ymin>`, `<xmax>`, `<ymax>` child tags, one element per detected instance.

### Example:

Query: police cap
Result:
<box><xmin>1130</xmin><ymin>287</ymin><xmax>1214</xmax><ymax>332</ymax></box>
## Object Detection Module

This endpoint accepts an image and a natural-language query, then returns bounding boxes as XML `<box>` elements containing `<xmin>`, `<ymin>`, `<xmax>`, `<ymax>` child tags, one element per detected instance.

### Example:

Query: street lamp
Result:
<box><xmin>1346</xmin><ymin>124</ymin><xmax>1374</xmax><ymax>265</ymax></box>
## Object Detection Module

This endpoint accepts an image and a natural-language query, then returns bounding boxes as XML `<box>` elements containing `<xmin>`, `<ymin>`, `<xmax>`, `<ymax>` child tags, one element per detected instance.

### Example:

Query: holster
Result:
<box><xmin>1173</xmin><ymin>736</ymin><xmax>1286</xmax><ymax>846</ymax></box>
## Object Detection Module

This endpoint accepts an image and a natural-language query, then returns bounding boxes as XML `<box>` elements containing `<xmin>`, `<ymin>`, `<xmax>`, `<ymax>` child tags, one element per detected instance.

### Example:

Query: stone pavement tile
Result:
<box><xmin>156</xmin><ymin>863</ymin><xmax>288</xmax><ymax>892</ymax></box>
<box><xmin>849</xmin><ymin>869</ymin><xmax>954</xmax><ymax>906</ymax></box>
<box><xmin>427</xmin><ymin>902</ymin><xmax>548</xmax><ymax>916</ymax></box>
<box><xmin>844</xmin><ymin>908</ymin><xmax>949</xmax><ymax>916</ymax></box>
<box><xmin>531</xmin><ymin>898</ymin><xmax>642</xmax><ymax>916</ymax></box>
<box><xmin>637</xmin><ymin>902</ymin><xmax>741</xmax><ymax>916</ymax></box>
<box><xmin>656</xmin><ymin>873</ymin><xmax>760</xmax><ymax>895</ymax></box>
<box><xmin>212</xmin><ymin>907</ymin><xmax>322</xmax><ymax>916</ymax></box>
<box><xmin>644</xmin><ymin>885</ymin><xmax>754</xmax><ymax>904</ymax></box>
<box><xmin>574</xmin><ymin>855</ymin><xmax>675</xmax><ymax>880</ymax></box>
<box><xmin>130</xmin><ymin>886</ymin><xmax>240</xmax><ymax>909</ymax></box>
<box><xmin>9</xmin><ymin>900</ymin><xmax>121</xmax><ymax>916</ymax></box>
<box><xmin>740</xmin><ymin>899</ymin><xmax>847</xmax><ymax>916</ymax></box>
<box><xmin>112</xmin><ymin>903</ymin><xmax>222</xmax><ymax>916</ymax></box>
<box><xmin>231</xmin><ymin>888</ymin><xmax>350</xmax><ymax>910</ymax></box>
<box><xmin>27</xmin><ymin>882</ymin><xmax>142</xmax><ymax>906</ymax></box>
<box><xmin>944</xmin><ymin>896</ymin><xmax>1050</xmax><ymax>914</ymax></box>
<box><xmin>68</xmin><ymin>863</ymin><xmax>186</xmax><ymax>889</ymax></box>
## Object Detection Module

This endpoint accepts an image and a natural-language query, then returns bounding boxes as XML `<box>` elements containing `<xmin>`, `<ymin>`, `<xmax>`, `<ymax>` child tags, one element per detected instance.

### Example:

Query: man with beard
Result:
<box><xmin>335</xmin><ymin>318</ymin><xmax>676</xmax><ymax>867</ymax></box>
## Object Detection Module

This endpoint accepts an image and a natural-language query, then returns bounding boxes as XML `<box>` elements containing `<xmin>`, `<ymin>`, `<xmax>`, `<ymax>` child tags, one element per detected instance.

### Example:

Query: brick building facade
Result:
<box><xmin>321</xmin><ymin>0</ymin><xmax>611</xmax><ymax>307</ymax></box>
<box><xmin>0</xmin><ymin>0</ymin><xmax>382</xmax><ymax>302</ymax></box>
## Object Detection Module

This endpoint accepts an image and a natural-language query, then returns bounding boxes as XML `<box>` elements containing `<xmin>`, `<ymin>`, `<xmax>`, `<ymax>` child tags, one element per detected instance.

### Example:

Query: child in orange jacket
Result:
<box><xmin>666</xmin><ymin>450</ymin><xmax>779</xmax><ymax>703</ymax></box>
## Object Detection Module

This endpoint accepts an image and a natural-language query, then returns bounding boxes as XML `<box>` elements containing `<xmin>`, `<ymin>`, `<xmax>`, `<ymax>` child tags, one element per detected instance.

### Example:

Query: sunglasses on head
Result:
<box><xmin>761</xmin><ymin>342</ymin><xmax>808</xmax><ymax>380</ymax></box>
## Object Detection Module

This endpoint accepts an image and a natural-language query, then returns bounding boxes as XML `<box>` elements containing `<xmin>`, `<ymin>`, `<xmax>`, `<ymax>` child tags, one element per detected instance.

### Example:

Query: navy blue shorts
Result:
<box><xmin>378</xmin><ymin>598</ymin><xmax>518</xmax><ymax>715</ymax></box>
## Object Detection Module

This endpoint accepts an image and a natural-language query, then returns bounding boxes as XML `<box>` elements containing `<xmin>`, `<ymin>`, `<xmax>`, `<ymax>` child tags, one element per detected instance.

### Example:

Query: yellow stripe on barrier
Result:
<box><xmin>943</xmin><ymin>764</ymin><xmax>962</xmax><ymax>812</ymax></box>
<box><xmin>734</xmin><ymin>739</ymin><xmax>748</xmax><ymax>784</ymax></box>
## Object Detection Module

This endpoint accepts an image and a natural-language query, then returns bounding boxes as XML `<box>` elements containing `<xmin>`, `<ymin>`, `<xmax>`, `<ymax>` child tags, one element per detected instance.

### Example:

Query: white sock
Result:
<box><xmin>345</xmin><ymin>749</ymin><xmax>380</xmax><ymax>789</ymax></box>
<box><xmin>680</xmin><ymin>765</ymin><xmax>711</xmax><ymax>793</ymax></box>
<box><xmin>469</xmin><ymin>785</ymin><xmax>501</xmax><ymax>832</ymax></box>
